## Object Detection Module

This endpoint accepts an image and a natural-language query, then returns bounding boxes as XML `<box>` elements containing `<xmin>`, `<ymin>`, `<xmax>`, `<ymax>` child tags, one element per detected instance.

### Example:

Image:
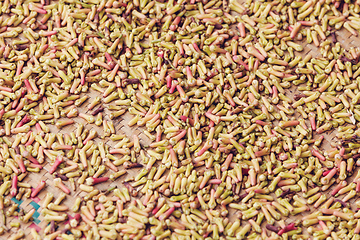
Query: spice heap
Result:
<box><xmin>1</xmin><ymin>0</ymin><xmax>360</xmax><ymax>239</ymax></box>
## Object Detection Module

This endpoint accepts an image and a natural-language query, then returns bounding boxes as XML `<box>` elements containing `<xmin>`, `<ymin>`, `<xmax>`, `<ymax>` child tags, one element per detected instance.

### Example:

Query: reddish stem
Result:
<box><xmin>170</xmin><ymin>16</ymin><xmax>181</xmax><ymax>31</ymax></box>
<box><xmin>16</xmin><ymin>156</ymin><xmax>26</xmax><ymax>173</ymax></box>
<box><xmin>278</xmin><ymin>223</ymin><xmax>296</xmax><ymax>235</ymax></box>
<box><xmin>309</xmin><ymin>112</ymin><xmax>316</xmax><ymax>130</ymax></box>
<box><xmin>0</xmin><ymin>86</ymin><xmax>12</xmax><ymax>92</ymax></box>
<box><xmin>35</xmin><ymin>123</ymin><xmax>43</xmax><ymax>134</ymax></box>
<box><xmin>339</xmin><ymin>147</ymin><xmax>346</xmax><ymax>157</ymax></box>
<box><xmin>49</xmin><ymin>156</ymin><xmax>63</xmax><ymax>174</ymax></box>
<box><xmin>24</xmin><ymin>79</ymin><xmax>34</xmax><ymax>93</ymax></box>
<box><xmin>16</xmin><ymin>114</ymin><xmax>30</xmax><ymax>128</ymax></box>
<box><xmin>209</xmin><ymin>120</ymin><xmax>215</xmax><ymax>128</ymax></box>
<box><xmin>180</xmin><ymin>116</ymin><xmax>194</xmax><ymax>126</ymax></box>
<box><xmin>87</xmin><ymin>177</ymin><xmax>109</xmax><ymax>186</ymax></box>
<box><xmin>255</xmin><ymin>120</ymin><xmax>269</xmax><ymax>126</ymax></box>
<box><xmin>31</xmin><ymin>180</ymin><xmax>46</xmax><ymax>198</ymax></box>
<box><xmin>312</xmin><ymin>149</ymin><xmax>326</xmax><ymax>161</ymax></box>
<box><xmin>232</xmin><ymin>55</ymin><xmax>249</xmax><ymax>70</ymax></box>
<box><xmin>208</xmin><ymin>179</ymin><xmax>222</xmax><ymax>184</ymax></box>
<box><xmin>356</xmin><ymin>180</ymin><xmax>360</xmax><ymax>192</ymax></box>
<box><xmin>322</xmin><ymin>169</ymin><xmax>332</xmax><ymax>176</ymax></box>
<box><xmin>197</xmin><ymin>142</ymin><xmax>212</xmax><ymax>157</ymax></box>
<box><xmin>0</xmin><ymin>109</ymin><xmax>4</xmax><ymax>119</ymax></box>
<box><xmin>22</xmin><ymin>151</ymin><xmax>41</xmax><ymax>165</ymax></box>
<box><xmin>80</xmin><ymin>69</ymin><xmax>86</xmax><ymax>85</ymax></box>
<box><xmin>158</xmin><ymin>207</ymin><xmax>175</xmax><ymax>221</ymax></box>
<box><xmin>10</xmin><ymin>175</ymin><xmax>17</xmax><ymax>196</ymax></box>
<box><xmin>169</xmin><ymin>80</ymin><xmax>177</xmax><ymax>94</ymax></box>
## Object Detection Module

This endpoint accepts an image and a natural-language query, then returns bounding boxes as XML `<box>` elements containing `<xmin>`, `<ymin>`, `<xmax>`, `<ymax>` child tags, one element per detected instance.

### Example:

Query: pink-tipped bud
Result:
<box><xmin>311</xmin><ymin>149</ymin><xmax>326</xmax><ymax>161</ymax></box>
<box><xmin>86</xmin><ymin>177</ymin><xmax>109</xmax><ymax>186</ymax></box>
<box><xmin>180</xmin><ymin>116</ymin><xmax>194</xmax><ymax>126</ymax></box>
<box><xmin>31</xmin><ymin>180</ymin><xmax>46</xmax><ymax>198</ymax></box>
<box><xmin>10</xmin><ymin>175</ymin><xmax>18</xmax><ymax>196</ymax></box>
<box><xmin>53</xmin><ymin>178</ymin><xmax>70</xmax><ymax>194</ymax></box>
<box><xmin>158</xmin><ymin>207</ymin><xmax>175</xmax><ymax>221</ymax></box>
<box><xmin>49</xmin><ymin>156</ymin><xmax>63</xmax><ymax>174</ymax></box>
<box><xmin>16</xmin><ymin>114</ymin><xmax>31</xmax><ymax>128</ymax></box>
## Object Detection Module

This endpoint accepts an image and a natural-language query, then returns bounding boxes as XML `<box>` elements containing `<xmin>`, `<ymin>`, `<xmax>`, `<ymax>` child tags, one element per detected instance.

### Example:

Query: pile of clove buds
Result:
<box><xmin>1</xmin><ymin>0</ymin><xmax>360</xmax><ymax>239</ymax></box>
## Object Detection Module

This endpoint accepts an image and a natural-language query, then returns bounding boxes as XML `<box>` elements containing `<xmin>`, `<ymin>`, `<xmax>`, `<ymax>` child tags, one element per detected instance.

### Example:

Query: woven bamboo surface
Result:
<box><xmin>1</xmin><ymin>1</ymin><xmax>360</xmax><ymax>240</ymax></box>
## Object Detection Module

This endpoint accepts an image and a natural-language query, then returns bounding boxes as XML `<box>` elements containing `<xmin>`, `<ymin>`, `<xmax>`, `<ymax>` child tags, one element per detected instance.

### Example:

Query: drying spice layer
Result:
<box><xmin>0</xmin><ymin>0</ymin><xmax>360</xmax><ymax>239</ymax></box>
